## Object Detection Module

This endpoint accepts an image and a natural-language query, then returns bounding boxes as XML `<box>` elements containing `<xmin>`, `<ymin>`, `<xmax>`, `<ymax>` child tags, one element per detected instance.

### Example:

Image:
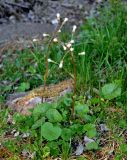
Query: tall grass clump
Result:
<box><xmin>75</xmin><ymin>1</ymin><xmax>127</xmax><ymax>100</ymax></box>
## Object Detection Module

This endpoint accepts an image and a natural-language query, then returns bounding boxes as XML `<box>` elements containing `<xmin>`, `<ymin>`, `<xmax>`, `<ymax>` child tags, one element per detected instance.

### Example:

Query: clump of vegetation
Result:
<box><xmin>0</xmin><ymin>1</ymin><xmax>127</xmax><ymax>159</ymax></box>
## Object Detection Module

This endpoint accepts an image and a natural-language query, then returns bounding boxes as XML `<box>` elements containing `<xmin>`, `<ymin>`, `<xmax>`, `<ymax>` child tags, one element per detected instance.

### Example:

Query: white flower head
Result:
<box><xmin>33</xmin><ymin>38</ymin><xmax>38</xmax><ymax>42</ymax></box>
<box><xmin>63</xmin><ymin>17</ymin><xmax>68</xmax><ymax>24</ymax></box>
<box><xmin>48</xmin><ymin>58</ymin><xmax>54</xmax><ymax>63</ymax></box>
<box><xmin>56</xmin><ymin>13</ymin><xmax>60</xmax><ymax>20</ymax></box>
<box><xmin>78</xmin><ymin>52</ymin><xmax>85</xmax><ymax>55</ymax></box>
<box><xmin>58</xmin><ymin>29</ymin><xmax>61</xmax><ymax>33</ymax></box>
<box><xmin>70</xmin><ymin>48</ymin><xmax>74</xmax><ymax>52</ymax></box>
<box><xmin>53</xmin><ymin>38</ymin><xmax>58</xmax><ymax>42</ymax></box>
<box><xmin>72</xmin><ymin>25</ymin><xmax>77</xmax><ymax>33</ymax></box>
<box><xmin>63</xmin><ymin>45</ymin><xmax>67</xmax><ymax>51</ymax></box>
<box><xmin>43</xmin><ymin>33</ymin><xmax>49</xmax><ymax>37</ymax></box>
<box><xmin>66</xmin><ymin>43</ymin><xmax>72</xmax><ymax>48</ymax></box>
<box><xmin>59</xmin><ymin>60</ymin><xmax>63</xmax><ymax>68</ymax></box>
<box><xmin>70</xmin><ymin>40</ymin><xmax>75</xmax><ymax>44</ymax></box>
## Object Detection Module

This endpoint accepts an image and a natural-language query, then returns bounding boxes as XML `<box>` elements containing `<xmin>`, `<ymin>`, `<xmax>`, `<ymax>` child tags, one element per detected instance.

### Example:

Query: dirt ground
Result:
<box><xmin>0</xmin><ymin>0</ymin><xmax>105</xmax><ymax>43</ymax></box>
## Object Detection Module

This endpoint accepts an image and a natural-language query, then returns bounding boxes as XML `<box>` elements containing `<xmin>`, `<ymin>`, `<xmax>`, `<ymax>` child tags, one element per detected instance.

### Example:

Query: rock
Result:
<box><xmin>84</xmin><ymin>136</ymin><xmax>95</xmax><ymax>144</ymax></box>
<box><xmin>7</xmin><ymin>92</ymin><xmax>28</xmax><ymax>103</ymax></box>
<box><xmin>22</xmin><ymin>149</ymin><xmax>29</xmax><ymax>157</ymax></box>
<box><xmin>59</xmin><ymin>87</ymin><xmax>72</xmax><ymax>96</ymax></box>
<box><xmin>100</xmin><ymin>124</ymin><xmax>109</xmax><ymax>132</ymax></box>
<box><xmin>0</xmin><ymin>23</ymin><xmax>53</xmax><ymax>43</ymax></box>
<box><xmin>28</xmin><ymin>10</ymin><xmax>35</xmax><ymax>21</ymax></box>
<box><xmin>96</xmin><ymin>0</ymin><xmax>103</xmax><ymax>3</ymax></box>
<box><xmin>75</xmin><ymin>142</ymin><xmax>84</xmax><ymax>156</ymax></box>
<box><xmin>51</xmin><ymin>18</ymin><xmax>58</xmax><ymax>26</ymax></box>
<box><xmin>14</xmin><ymin>131</ymin><xmax>20</xmax><ymax>137</ymax></box>
<box><xmin>25</xmin><ymin>97</ymin><xmax>42</xmax><ymax>106</ymax></box>
<box><xmin>6</xmin><ymin>79</ymin><xmax>73</xmax><ymax>115</ymax></box>
<box><xmin>22</xmin><ymin>149</ymin><xmax>35</xmax><ymax>159</ymax></box>
<box><xmin>7</xmin><ymin>114</ymin><xmax>15</xmax><ymax>124</ymax></box>
<box><xmin>7</xmin><ymin>95</ymin><xmax>42</xmax><ymax>115</ymax></box>
<box><xmin>22</xmin><ymin>132</ymin><xmax>30</xmax><ymax>138</ymax></box>
<box><xmin>9</xmin><ymin>15</ymin><xmax>16</xmax><ymax>24</ymax></box>
<box><xmin>0</xmin><ymin>18</ymin><xmax>8</xmax><ymax>24</ymax></box>
<box><xmin>11</xmin><ymin>129</ymin><xmax>16</xmax><ymax>134</ymax></box>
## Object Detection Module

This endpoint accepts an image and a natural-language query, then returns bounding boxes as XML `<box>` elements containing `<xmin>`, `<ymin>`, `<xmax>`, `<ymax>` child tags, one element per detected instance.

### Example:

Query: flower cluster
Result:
<box><xmin>43</xmin><ymin>13</ymin><xmax>86</xmax><ymax>69</ymax></box>
<box><xmin>42</xmin><ymin>13</ymin><xmax>86</xmax><ymax>117</ymax></box>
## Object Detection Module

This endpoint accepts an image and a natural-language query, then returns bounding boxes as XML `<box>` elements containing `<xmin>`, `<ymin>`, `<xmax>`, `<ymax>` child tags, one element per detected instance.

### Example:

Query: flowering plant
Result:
<box><xmin>43</xmin><ymin>13</ymin><xmax>85</xmax><ymax>118</ymax></box>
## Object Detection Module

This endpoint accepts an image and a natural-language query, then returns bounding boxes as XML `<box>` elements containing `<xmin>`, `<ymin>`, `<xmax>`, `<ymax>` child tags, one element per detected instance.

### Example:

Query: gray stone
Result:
<box><xmin>84</xmin><ymin>136</ymin><xmax>95</xmax><ymax>144</ymax></box>
<box><xmin>25</xmin><ymin>97</ymin><xmax>42</xmax><ymax>106</ymax></box>
<box><xmin>51</xmin><ymin>19</ymin><xmax>59</xmax><ymax>25</ymax></box>
<box><xmin>100</xmin><ymin>124</ymin><xmax>109</xmax><ymax>132</ymax></box>
<box><xmin>9</xmin><ymin>15</ymin><xmax>16</xmax><ymax>24</ymax></box>
<box><xmin>75</xmin><ymin>142</ymin><xmax>84</xmax><ymax>156</ymax></box>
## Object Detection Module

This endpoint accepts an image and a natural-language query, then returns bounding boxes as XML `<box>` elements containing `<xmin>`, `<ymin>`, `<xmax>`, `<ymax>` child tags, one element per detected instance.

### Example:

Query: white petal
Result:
<box><xmin>70</xmin><ymin>48</ymin><xmax>74</xmax><ymax>52</ymax></box>
<box><xmin>63</xmin><ymin>45</ymin><xmax>67</xmax><ymax>51</ymax></box>
<box><xmin>70</xmin><ymin>40</ymin><xmax>75</xmax><ymax>44</ymax></box>
<box><xmin>78</xmin><ymin>52</ymin><xmax>85</xmax><ymax>55</ymax></box>
<box><xmin>33</xmin><ymin>39</ymin><xmax>38</xmax><ymax>42</ymax></box>
<box><xmin>59</xmin><ymin>60</ymin><xmax>63</xmax><ymax>68</ymax></box>
<box><xmin>56</xmin><ymin>13</ymin><xmax>60</xmax><ymax>20</ymax></box>
<box><xmin>53</xmin><ymin>38</ymin><xmax>58</xmax><ymax>42</ymax></box>
<box><xmin>66</xmin><ymin>43</ymin><xmax>72</xmax><ymax>48</ymax></box>
<box><xmin>43</xmin><ymin>33</ymin><xmax>49</xmax><ymax>37</ymax></box>
<box><xmin>72</xmin><ymin>25</ymin><xmax>77</xmax><ymax>33</ymax></box>
<box><xmin>48</xmin><ymin>58</ymin><xmax>53</xmax><ymax>62</ymax></box>
<box><xmin>63</xmin><ymin>18</ymin><xmax>68</xmax><ymax>23</ymax></box>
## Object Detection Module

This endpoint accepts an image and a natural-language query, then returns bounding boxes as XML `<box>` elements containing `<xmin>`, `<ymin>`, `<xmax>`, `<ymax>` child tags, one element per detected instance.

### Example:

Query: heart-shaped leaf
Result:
<box><xmin>101</xmin><ymin>82</ymin><xmax>121</xmax><ymax>100</ymax></box>
<box><xmin>41</xmin><ymin>122</ymin><xmax>61</xmax><ymax>141</ymax></box>
<box><xmin>33</xmin><ymin>103</ymin><xmax>51</xmax><ymax>121</ymax></box>
<box><xmin>46</xmin><ymin>109</ymin><xmax>62</xmax><ymax>122</ymax></box>
<box><xmin>75</xmin><ymin>103</ymin><xmax>89</xmax><ymax>117</ymax></box>
<box><xmin>83</xmin><ymin>124</ymin><xmax>97</xmax><ymax>138</ymax></box>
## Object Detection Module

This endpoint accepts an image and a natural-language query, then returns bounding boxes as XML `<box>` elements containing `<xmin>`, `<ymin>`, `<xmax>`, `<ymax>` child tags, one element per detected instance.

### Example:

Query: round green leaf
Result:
<box><xmin>101</xmin><ymin>82</ymin><xmax>121</xmax><ymax>100</ymax></box>
<box><xmin>46</xmin><ymin>109</ymin><xmax>62</xmax><ymax>122</ymax></box>
<box><xmin>86</xmin><ymin>142</ymin><xmax>98</xmax><ymax>150</ymax></box>
<box><xmin>33</xmin><ymin>103</ymin><xmax>51</xmax><ymax>121</ymax></box>
<box><xmin>75</xmin><ymin>104</ymin><xmax>89</xmax><ymax>117</ymax></box>
<box><xmin>83</xmin><ymin>124</ymin><xmax>97</xmax><ymax>138</ymax></box>
<box><xmin>41</xmin><ymin>122</ymin><xmax>61</xmax><ymax>141</ymax></box>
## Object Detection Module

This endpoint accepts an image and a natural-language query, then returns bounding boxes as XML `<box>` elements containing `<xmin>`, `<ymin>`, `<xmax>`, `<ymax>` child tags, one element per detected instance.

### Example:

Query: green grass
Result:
<box><xmin>0</xmin><ymin>1</ymin><xmax>127</xmax><ymax>159</ymax></box>
<box><xmin>77</xmin><ymin>2</ymin><xmax>127</xmax><ymax>93</ymax></box>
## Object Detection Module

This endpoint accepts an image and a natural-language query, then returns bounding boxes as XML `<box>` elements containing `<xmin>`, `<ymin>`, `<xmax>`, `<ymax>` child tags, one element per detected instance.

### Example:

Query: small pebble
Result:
<box><xmin>100</xmin><ymin>124</ymin><xmax>109</xmax><ymax>132</ymax></box>
<box><xmin>84</xmin><ymin>136</ymin><xmax>95</xmax><ymax>144</ymax></box>
<box><xmin>14</xmin><ymin>131</ymin><xmax>19</xmax><ymax>137</ymax></box>
<box><xmin>75</xmin><ymin>142</ymin><xmax>84</xmax><ymax>156</ymax></box>
<box><xmin>51</xmin><ymin>19</ymin><xmax>58</xmax><ymax>25</ymax></box>
<box><xmin>22</xmin><ymin>132</ymin><xmax>30</xmax><ymax>138</ymax></box>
